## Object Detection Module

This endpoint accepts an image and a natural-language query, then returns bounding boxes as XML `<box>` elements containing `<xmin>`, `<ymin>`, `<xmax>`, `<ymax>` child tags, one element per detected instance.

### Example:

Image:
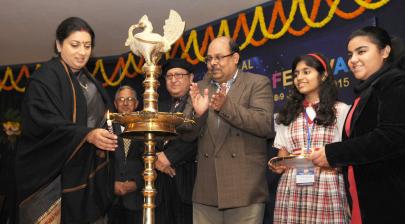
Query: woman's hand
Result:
<box><xmin>268</xmin><ymin>161</ymin><xmax>287</xmax><ymax>174</ymax></box>
<box><xmin>268</xmin><ymin>148</ymin><xmax>289</xmax><ymax>174</ymax></box>
<box><xmin>309</xmin><ymin>146</ymin><xmax>331</xmax><ymax>168</ymax></box>
<box><xmin>86</xmin><ymin>128</ymin><xmax>118</xmax><ymax>151</ymax></box>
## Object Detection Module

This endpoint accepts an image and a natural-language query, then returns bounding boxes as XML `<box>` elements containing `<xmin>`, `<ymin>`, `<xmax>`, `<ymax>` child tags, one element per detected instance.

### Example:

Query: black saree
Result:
<box><xmin>16</xmin><ymin>58</ymin><xmax>115</xmax><ymax>223</ymax></box>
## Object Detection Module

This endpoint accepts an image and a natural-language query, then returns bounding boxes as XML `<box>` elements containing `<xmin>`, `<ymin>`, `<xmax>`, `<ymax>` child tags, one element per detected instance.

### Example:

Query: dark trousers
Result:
<box><xmin>108</xmin><ymin>198</ymin><xmax>142</xmax><ymax>224</ymax></box>
<box><xmin>263</xmin><ymin>138</ymin><xmax>281</xmax><ymax>224</ymax></box>
<box><xmin>155</xmin><ymin>174</ymin><xmax>192</xmax><ymax>224</ymax></box>
<box><xmin>0</xmin><ymin>143</ymin><xmax>16</xmax><ymax>224</ymax></box>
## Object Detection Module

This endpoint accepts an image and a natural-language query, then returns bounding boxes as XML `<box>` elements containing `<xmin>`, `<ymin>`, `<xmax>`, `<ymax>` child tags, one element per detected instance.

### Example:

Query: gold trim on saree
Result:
<box><xmin>36</xmin><ymin>197</ymin><xmax>61</xmax><ymax>224</ymax></box>
<box><xmin>62</xmin><ymin>161</ymin><xmax>109</xmax><ymax>193</ymax></box>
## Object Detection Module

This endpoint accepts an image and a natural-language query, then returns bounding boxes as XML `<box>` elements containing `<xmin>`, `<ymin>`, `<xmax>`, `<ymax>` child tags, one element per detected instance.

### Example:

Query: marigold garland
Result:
<box><xmin>355</xmin><ymin>0</ymin><xmax>389</xmax><ymax>9</ymax></box>
<box><xmin>0</xmin><ymin>0</ymin><xmax>390</xmax><ymax>92</ymax></box>
<box><xmin>326</xmin><ymin>0</ymin><xmax>367</xmax><ymax>19</ymax></box>
<box><xmin>299</xmin><ymin>0</ymin><xmax>340</xmax><ymax>28</ymax></box>
<box><xmin>93</xmin><ymin>54</ymin><xmax>144</xmax><ymax>87</ymax></box>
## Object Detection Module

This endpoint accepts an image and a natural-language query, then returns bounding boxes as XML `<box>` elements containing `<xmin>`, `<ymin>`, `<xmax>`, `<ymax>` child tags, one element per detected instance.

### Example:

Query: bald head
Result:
<box><xmin>206</xmin><ymin>36</ymin><xmax>240</xmax><ymax>83</ymax></box>
<box><xmin>210</xmin><ymin>36</ymin><xmax>232</xmax><ymax>51</ymax></box>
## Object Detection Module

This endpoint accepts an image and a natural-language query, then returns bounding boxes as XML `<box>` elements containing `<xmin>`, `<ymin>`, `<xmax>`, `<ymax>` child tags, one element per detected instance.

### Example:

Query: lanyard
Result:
<box><xmin>303</xmin><ymin>111</ymin><xmax>315</xmax><ymax>154</ymax></box>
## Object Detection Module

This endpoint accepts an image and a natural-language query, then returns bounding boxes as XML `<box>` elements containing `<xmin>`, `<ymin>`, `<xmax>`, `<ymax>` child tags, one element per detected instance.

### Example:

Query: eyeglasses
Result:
<box><xmin>204</xmin><ymin>52</ymin><xmax>234</xmax><ymax>64</ymax></box>
<box><xmin>165</xmin><ymin>73</ymin><xmax>190</xmax><ymax>80</ymax></box>
<box><xmin>116</xmin><ymin>97</ymin><xmax>136</xmax><ymax>103</ymax></box>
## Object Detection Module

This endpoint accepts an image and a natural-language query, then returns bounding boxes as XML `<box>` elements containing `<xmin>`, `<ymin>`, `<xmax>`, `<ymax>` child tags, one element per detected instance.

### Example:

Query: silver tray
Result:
<box><xmin>269</xmin><ymin>155</ymin><xmax>314</xmax><ymax>168</ymax></box>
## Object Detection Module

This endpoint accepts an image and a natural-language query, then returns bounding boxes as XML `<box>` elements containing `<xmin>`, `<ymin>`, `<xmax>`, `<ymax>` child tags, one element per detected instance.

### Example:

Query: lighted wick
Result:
<box><xmin>106</xmin><ymin>110</ymin><xmax>114</xmax><ymax>134</ymax></box>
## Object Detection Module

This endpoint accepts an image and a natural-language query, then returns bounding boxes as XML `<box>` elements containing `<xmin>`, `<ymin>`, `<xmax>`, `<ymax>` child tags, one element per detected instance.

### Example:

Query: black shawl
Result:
<box><xmin>15</xmin><ymin>57</ymin><xmax>115</xmax><ymax>223</ymax></box>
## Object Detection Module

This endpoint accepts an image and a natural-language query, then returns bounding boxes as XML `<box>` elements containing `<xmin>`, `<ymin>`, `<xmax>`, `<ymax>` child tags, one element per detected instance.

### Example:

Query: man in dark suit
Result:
<box><xmin>154</xmin><ymin>59</ymin><xmax>198</xmax><ymax>224</ymax></box>
<box><xmin>109</xmin><ymin>85</ymin><xmax>144</xmax><ymax>224</ymax></box>
<box><xmin>183</xmin><ymin>36</ymin><xmax>274</xmax><ymax>224</ymax></box>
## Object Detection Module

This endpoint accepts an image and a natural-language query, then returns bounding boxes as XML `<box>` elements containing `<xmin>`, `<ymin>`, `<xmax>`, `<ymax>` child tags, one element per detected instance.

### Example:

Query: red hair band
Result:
<box><xmin>307</xmin><ymin>53</ymin><xmax>328</xmax><ymax>77</ymax></box>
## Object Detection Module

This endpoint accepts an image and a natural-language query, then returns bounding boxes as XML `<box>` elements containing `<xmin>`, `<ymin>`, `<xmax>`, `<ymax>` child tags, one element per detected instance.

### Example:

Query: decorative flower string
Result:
<box><xmin>1</xmin><ymin>0</ymin><xmax>390</xmax><ymax>92</ymax></box>
<box><xmin>3</xmin><ymin>121</ymin><xmax>21</xmax><ymax>136</ymax></box>
<box><xmin>354</xmin><ymin>0</ymin><xmax>389</xmax><ymax>9</ymax></box>
<box><xmin>1</xmin><ymin>109</ymin><xmax>22</xmax><ymax>144</ymax></box>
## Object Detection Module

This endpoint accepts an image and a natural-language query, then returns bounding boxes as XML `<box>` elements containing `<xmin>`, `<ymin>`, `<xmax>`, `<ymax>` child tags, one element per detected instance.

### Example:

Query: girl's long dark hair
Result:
<box><xmin>276</xmin><ymin>53</ymin><xmax>338</xmax><ymax>126</ymax></box>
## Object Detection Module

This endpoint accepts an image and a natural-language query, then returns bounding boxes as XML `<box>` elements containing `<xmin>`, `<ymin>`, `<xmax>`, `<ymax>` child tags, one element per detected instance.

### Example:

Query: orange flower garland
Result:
<box><xmin>0</xmin><ymin>0</ymin><xmax>390</xmax><ymax>92</ymax></box>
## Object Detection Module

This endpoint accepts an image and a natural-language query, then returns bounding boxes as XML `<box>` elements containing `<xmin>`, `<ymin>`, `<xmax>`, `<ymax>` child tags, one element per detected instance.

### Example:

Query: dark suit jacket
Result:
<box><xmin>326</xmin><ymin>65</ymin><xmax>405</xmax><ymax>223</ymax></box>
<box><xmin>182</xmin><ymin>71</ymin><xmax>274</xmax><ymax>209</ymax></box>
<box><xmin>155</xmin><ymin>95</ymin><xmax>197</xmax><ymax>205</ymax></box>
<box><xmin>113</xmin><ymin>124</ymin><xmax>144</xmax><ymax>210</ymax></box>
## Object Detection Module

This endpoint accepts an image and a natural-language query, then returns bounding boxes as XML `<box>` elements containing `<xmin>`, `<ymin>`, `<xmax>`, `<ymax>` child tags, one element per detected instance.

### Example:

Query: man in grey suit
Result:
<box><xmin>184</xmin><ymin>36</ymin><xmax>274</xmax><ymax>224</ymax></box>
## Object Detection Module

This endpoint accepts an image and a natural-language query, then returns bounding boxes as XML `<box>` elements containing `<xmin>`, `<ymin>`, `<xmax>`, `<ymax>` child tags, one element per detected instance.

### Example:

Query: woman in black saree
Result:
<box><xmin>15</xmin><ymin>17</ymin><xmax>118</xmax><ymax>224</ymax></box>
